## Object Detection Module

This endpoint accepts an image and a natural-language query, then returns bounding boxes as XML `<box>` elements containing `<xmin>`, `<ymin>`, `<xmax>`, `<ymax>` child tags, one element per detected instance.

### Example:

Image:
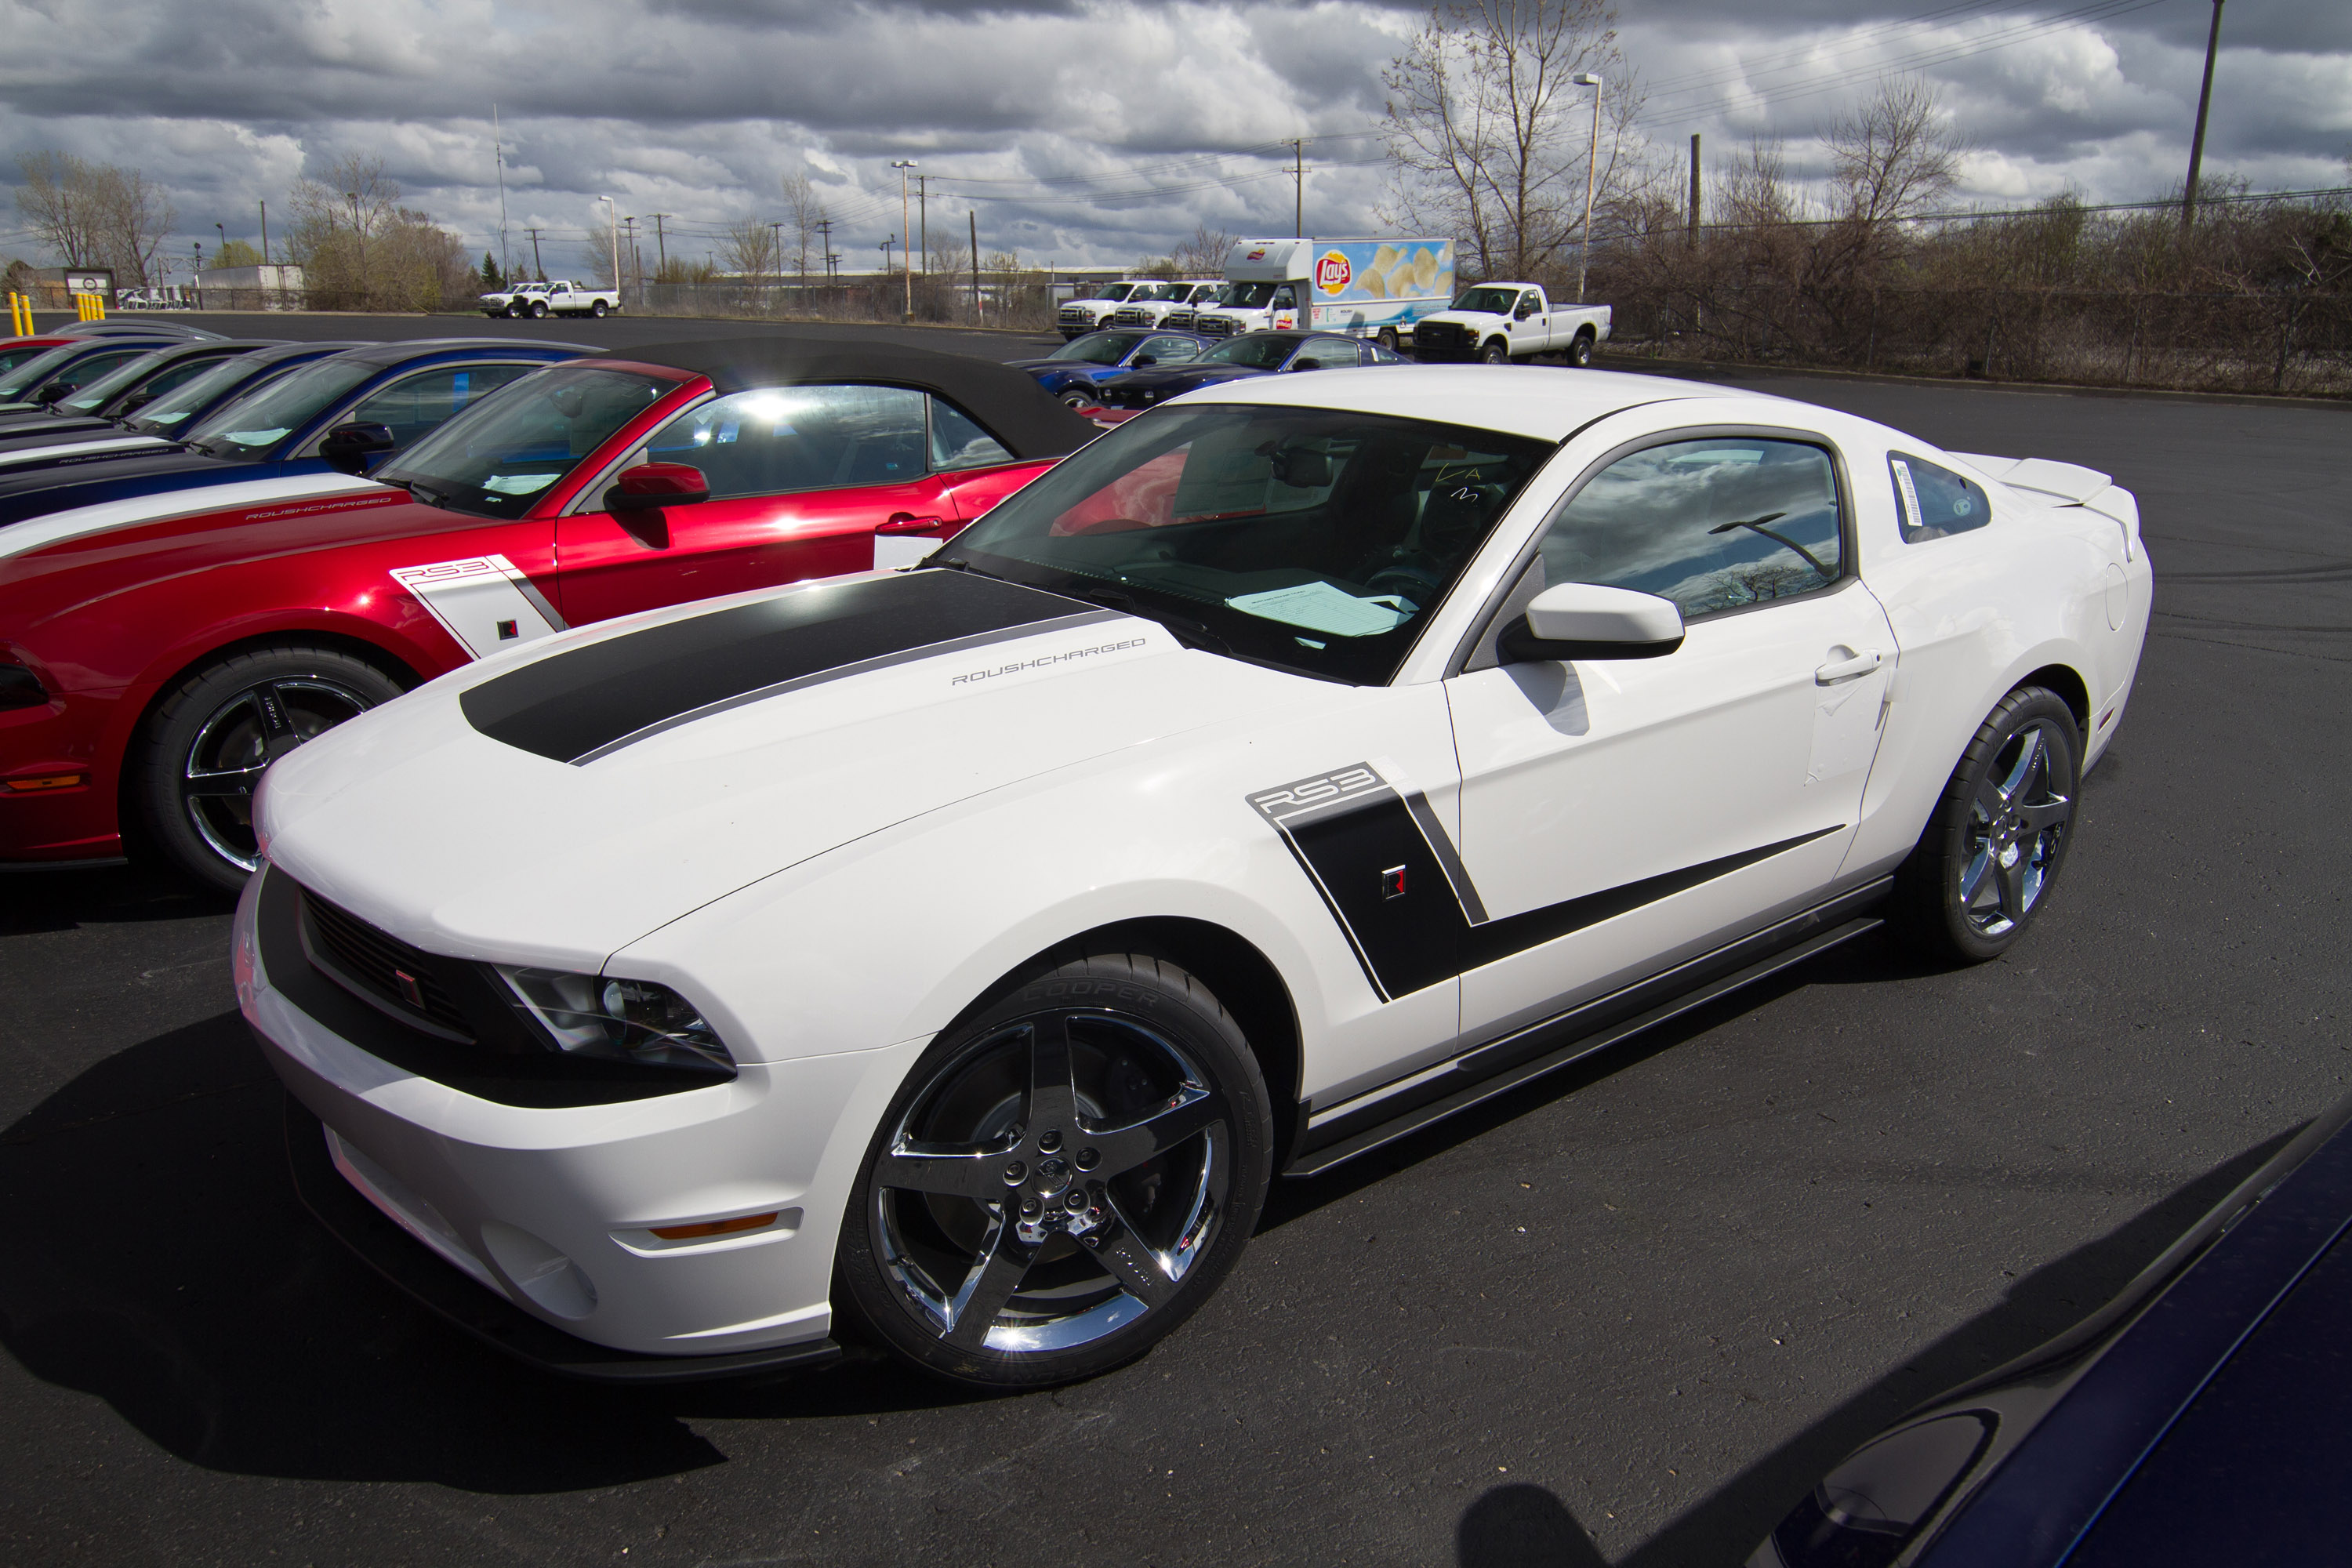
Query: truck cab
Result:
<box><xmin>1112</xmin><ymin>281</ymin><xmax>1221</xmax><ymax>330</ymax></box>
<box><xmin>1407</xmin><ymin>284</ymin><xmax>1611</xmax><ymax>365</ymax></box>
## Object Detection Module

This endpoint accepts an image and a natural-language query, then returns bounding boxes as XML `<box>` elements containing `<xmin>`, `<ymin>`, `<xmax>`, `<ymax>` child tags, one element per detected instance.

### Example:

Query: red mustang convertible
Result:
<box><xmin>0</xmin><ymin>337</ymin><xmax>1093</xmax><ymax>887</ymax></box>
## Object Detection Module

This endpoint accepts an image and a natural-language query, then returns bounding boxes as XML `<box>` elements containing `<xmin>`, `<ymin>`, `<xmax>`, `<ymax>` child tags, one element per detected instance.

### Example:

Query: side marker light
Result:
<box><xmin>649</xmin><ymin>1212</ymin><xmax>779</xmax><ymax>1241</ymax></box>
<box><xmin>5</xmin><ymin>773</ymin><xmax>82</xmax><ymax>792</ymax></box>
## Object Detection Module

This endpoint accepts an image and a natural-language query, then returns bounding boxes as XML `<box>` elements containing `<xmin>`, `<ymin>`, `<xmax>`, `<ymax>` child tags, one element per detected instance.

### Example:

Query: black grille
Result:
<box><xmin>1197</xmin><ymin>317</ymin><xmax>1236</xmax><ymax>338</ymax></box>
<box><xmin>302</xmin><ymin>887</ymin><xmax>475</xmax><ymax>1040</ymax></box>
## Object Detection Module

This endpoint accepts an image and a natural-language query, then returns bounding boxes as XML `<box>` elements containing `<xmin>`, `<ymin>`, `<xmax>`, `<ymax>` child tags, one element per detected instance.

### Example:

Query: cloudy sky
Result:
<box><xmin>2</xmin><ymin>0</ymin><xmax>2345</xmax><ymax>282</ymax></box>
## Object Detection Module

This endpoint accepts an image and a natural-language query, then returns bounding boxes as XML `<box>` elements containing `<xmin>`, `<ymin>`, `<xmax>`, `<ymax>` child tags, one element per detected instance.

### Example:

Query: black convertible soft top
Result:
<box><xmin>588</xmin><ymin>336</ymin><xmax>1097</xmax><ymax>462</ymax></box>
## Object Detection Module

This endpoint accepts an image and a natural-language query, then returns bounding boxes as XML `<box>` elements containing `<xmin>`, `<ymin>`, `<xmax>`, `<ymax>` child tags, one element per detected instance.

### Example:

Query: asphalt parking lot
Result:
<box><xmin>3</xmin><ymin>324</ymin><xmax>2347</xmax><ymax>1566</ymax></box>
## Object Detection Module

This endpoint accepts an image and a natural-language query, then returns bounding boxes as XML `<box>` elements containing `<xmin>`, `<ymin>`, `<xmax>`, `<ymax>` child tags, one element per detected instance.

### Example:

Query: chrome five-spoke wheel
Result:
<box><xmin>841</xmin><ymin>952</ymin><xmax>1272</xmax><ymax>1387</ymax></box>
<box><xmin>1896</xmin><ymin>685</ymin><xmax>2083</xmax><ymax>961</ymax></box>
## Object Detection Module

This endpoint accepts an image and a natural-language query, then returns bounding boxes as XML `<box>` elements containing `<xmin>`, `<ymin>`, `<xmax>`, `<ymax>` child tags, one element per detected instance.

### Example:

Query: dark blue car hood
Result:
<box><xmin>1100</xmin><ymin>364</ymin><xmax>1266</xmax><ymax>395</ymax></box>
<box><xmin>0</xmin><ymin>447</ymin><xmax>297</xmax><ymax>530</ymax></box>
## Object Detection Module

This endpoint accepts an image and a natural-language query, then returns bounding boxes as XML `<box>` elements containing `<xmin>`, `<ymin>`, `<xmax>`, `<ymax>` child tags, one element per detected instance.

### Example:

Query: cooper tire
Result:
<box><xmin>1891</xmin><ymin>686</ymin><xmax>2082</xmax><ymax>963</ymax></box>
<box><xmin>137</xmin><ymin>644</ymin><xmax>404</xmax><ymax>893</ymax></box>
<box><xmin>1480</xmin><ymin>339</ymin><xmax>1511</xmax><ymax>365</ymax></box>
<box><xmin>1566</xmin><ymin>331</ymin><xmax>1595</xmax><ymax>368</ymax></box>
<box><xmin>837</xmin><ymin>948</ymin><xmax>1274</xmax><ymax>1389</ymax></box>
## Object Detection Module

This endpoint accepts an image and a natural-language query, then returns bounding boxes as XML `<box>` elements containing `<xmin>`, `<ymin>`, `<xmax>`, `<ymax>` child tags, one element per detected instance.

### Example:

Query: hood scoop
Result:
<box><xmin>461</xmin><ymin>570</ymin><xmax>1120</xmax><ymax>764</ymax></box>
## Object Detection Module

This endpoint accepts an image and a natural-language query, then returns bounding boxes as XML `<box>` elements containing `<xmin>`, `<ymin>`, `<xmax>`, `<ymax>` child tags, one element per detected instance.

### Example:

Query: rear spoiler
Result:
<box><xmin>1955</xmin><ymin>452</ymin><xmax>2140</xmax><ymax>561</ymax></box>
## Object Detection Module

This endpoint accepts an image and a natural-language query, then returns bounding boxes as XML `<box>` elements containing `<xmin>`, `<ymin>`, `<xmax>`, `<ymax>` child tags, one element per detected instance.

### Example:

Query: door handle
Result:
<box><xmin>1815</xmin><ymin>649</ymin><xmax>1884</xmax><ymax>684</ymax></box>
<box><xmin>876</xmin><ymin>514</ymin><xmax>949</xmax><ymax>535</ymax></box>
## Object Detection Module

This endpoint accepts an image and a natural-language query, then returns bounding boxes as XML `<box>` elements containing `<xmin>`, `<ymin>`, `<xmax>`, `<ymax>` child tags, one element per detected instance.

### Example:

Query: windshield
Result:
<box><xmin>127</xmin><ymin>355</ymin><xmax>279</xmax><ymax>435</ymax></box>
<box><xmin>1214</xmin><ymin>281</ymin><xmax>1280</xmax><ymax>310</ymax></box>
<box><xmin>939</xmin><ymin>404</ymin><xmax>1552</xmax><ymax>684</ymax></box>
<box><xmin>183</xmin><ymin>358</ymin><xmax>378</xmax><ymax>459</ymax></box>
<box><xmin>1130</xmin><ymin>282</ymin><xmax>1181</xmax><ymax>301</ymax></box>
<box><xmin>1050</xmin><ymin>332</ymin><xmax>1149</xmax><ymax>365</ymax></box>
<box><xmin>1452</xmin><ymin>286</ymin><xmax>1523</xmax><ymax>314</ymax></box>
<box><xmin>1199</xmin><ymin>336</ymin><xmax>1298</xmax><ymax>370</ymax></box>
<box><xmin>376</xmin><ymin>364</ymin><xmax>677</xmax><ymax>519</ymax></box>
<box><xmin>0</xmin><ymin>346</ymin><xmax>85</xmax><ymax>401</ymax></box>
<box><xmin>56</xmin><ymin>349</ymin><xmax>172</xmax><ymax>413</ymax></box>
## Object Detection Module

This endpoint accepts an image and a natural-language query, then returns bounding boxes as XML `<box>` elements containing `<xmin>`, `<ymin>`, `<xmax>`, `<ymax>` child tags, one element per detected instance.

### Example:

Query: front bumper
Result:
<box><xmin>236</xmin><ymin>862</ymin><xmax>925</xmax><ymax>1375</ymax></box>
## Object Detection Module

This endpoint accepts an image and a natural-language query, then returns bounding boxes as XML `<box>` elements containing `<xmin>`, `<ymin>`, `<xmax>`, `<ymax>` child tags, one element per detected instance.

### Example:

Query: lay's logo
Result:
<box><xmin>1315</xmin><ymin>250</ymin><xmax>1353</xmax><ymax>295</ymax></box>
<box><xmin>1246</xmin><ymin>248</ymin><xmax>1268</xmax><ymax>260</ymax></box>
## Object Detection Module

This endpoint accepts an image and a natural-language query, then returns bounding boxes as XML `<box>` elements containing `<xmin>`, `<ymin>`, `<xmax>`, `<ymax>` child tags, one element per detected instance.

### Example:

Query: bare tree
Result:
<box><xmin>1381</xmin><ymin>0</ymin><xmax>1631</xmax><ymax>281</ymax></box>
<box><xmin>284</xmin><ymin>155</ymin><xmax>469</xmax><ymax>309</ymax></box>
<box><xmin>16</xmin><ymin>151</ymin><xmax>176</xmax><ymax>284</ymax></box>
<box><xmin>1824</xmin><ymin>77</ymin><xmax>1965</xmax><ymax>232</ymax></box>
<box><xmin>782</xmin><ymin>171</ymin><xmax>827</xmax><ymax>284</ymax></box>
<box><xmin>1169</xmin><ymin>225</ymin><xmax>1234</xmax><ymax>275</ymax></box>
<box><xmin>720</xmin><ymin>218</ymin><xmax>779</xmax><ymax>279</ymax></box>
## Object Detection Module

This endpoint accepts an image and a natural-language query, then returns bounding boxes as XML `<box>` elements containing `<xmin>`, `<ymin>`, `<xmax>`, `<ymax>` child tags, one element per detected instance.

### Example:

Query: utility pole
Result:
<box><xmin>1573</xmin><ymin>74</ymin><xmax>1602</xmax><ymax>303</ymax></box>
<box><xmin>916</xmin><ymin>175</ymin><xmax>928</xmax><ymax>274</ymax></box>
<box><xmin>1688</xmin><ymin>133</ymin><xmax>1701</xmax><ymax>240</ymax></box>
<box><xmin>597</xmin><ymin>196</ymin><xmax>616</xmax><ymax>296</ymax></box>
<box><xmin>1288</xmin><ymin>139</ymin><xmax>1305</xmax><ymax>234</ymax></box>
<box><xmin>818</xmin><ymin>218</ymin><xmax>834</xmax><ymax>282</ymax></box>
<box><xmin>891</xmin><ymin>160</ymin><xmax>918</xmax><ymax>317</ymax></box>
<box><xmin>621</xmin><ymin>216</ymin><xmax>640</xmax><ymax>303</ymax></box>
<box><xmin>649</xmin><ymin>213</ymin><xmax>670</xmax><ymax>280</ymax></box>
<box><xmin>259</xmin><ymin>200</ymin><xmax>270</xmax><ymax>265</ymax></box>
<box><xmin>970</xmin><ymin>209</ymin><xmax>981</xmax><ymax>322</ymax></box>
<box><xmin>525</xmin><ymin>226</ymin><xmax>546</xmax><ymax>278</ymax></box>
<box><xmin>2182</xmin><ymin>0</ymin><xmax>2226</xmax><ymax>233</ymax></box>
<box><xmin>770</xmin><ymin>221</ymin><xmax>786</xmax><ymax>281</ymax></box>
<box><xmin>347</xmin><ymin>190</ymin><xmax>365</xmax><ymax>306</ymax></box>
<box><xmin>493</xmin><ymin>104</ymin><xmax>511</xmax><ymax>282</ymax></box>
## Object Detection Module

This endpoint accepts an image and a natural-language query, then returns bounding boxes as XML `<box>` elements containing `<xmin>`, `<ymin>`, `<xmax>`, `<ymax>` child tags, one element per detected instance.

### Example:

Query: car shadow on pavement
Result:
<box><xmin>1</xmin><ymin>860</ymin><xmax>234</xmax><ymax>936</ymax></box>
<box><xmin>1603</xmin><ymin>1124</ymin><xmax>2294</xmax><ymax>1568</ymax></box>
<box><xmin>0</xmin><ymin>1011</ymin><xmax>997</xmax><ymax>1493</ymax></box>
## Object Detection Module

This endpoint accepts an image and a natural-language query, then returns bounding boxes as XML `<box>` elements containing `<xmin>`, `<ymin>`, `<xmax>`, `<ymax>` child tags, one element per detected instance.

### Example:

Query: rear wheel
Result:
<box><xmin>591</xmin><ymin>299</ymin><xmax>608</xmax><ymax>318</ymax></box>
<box><xmin>137</xmin><ymin>644</ymin><xmax>404</xmax><ymax>892</ymax></box>
<box><xmin>1566</xmin><ymin>330</ymin><xmax>1595</xmax><ymax>368</ymax></box>
<box><xmin>1892</xmin><ymin>687</ymin><xmax>2082</xmax><ymax>962</ymax></box>
<box><xmin>1377</xmin><ymin>328</ymin><xmax>1399</xmax><ymax>351</ymax></box>
<box><xmin>1479</xmin><ymin>339</ymin><xmax>1511</xmax><ymax>365</ymax></box>
<box><xmin>837</xmin><ymin>949</ymin><xmax>1273</xmax><ymax>1388</ymax></box>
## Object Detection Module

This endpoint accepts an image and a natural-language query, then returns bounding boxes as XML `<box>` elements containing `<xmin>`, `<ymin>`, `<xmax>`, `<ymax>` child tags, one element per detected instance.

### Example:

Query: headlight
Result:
<box><xmin>497</xmin><ymin>967</ymin><xmax>735</xmax><ymax>1073</ymax></box>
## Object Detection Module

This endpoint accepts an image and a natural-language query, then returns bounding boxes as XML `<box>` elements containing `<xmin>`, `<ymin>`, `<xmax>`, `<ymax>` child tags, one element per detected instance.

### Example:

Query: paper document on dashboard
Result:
<box><xmin>1227</xmin><ymin>581</ymin><xmax>1414</xmax><ymax>637</ymax></box>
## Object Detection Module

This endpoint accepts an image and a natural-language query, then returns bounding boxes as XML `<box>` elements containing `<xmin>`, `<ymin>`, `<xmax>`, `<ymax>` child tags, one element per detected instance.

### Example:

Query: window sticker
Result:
<box><xmin>485</xmin><ymin>474</ymin><xmax>559</xmax><ymax>495</ymax></box>
<box><xmin>223</xmin><ymin>427</ymin><xmax>290</xmax><ymax>445</ymax></box>
<box><xmin>1890</xmin><ymin>458</ymin><xmax>1924</xmax><ymax>535</ymax></box>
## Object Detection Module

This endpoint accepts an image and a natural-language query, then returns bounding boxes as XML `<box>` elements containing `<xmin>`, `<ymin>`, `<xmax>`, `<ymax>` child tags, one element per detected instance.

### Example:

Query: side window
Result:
<box><xmin>50</xmin><ymin>348</ymin><xmax>147</xmax><ymax>388</ymax></box>
<box><xmin>1142</xmin><ymin>335</ymin><xmax>1199</xmax><ymax>362</ymax></box>
<box><xmin>1889</xmin><ymin>453</ymin><xmax>1991</xmax><ymax>543</ymax></box>
<box><xmin>1537</xmin><ymin>437</ymin><xmax>1845</xmax><ymax>619</ymax></box>
<box><xmin>929</xmin><ymin>397</ymin><xmax>1014</xmax><ymax>471</ymax></box>
<box><xmin>348</xmin><ymin>365</ymin><xmax>532</xmax><ymax>448</ymax></box>
<box><xmin>641</xmin><ymin>384</ymin><xmax>930</xmax><ymax>499</ymax></box>
<box><xmin>137</xmin><ymin>358</ymin><xmax>227</xmax><ymax>398</ymax></box>
<box><xmin>1271</xmin><ymin>285</ymin><xmax>1296</xmax><ymax>310</ymax></box>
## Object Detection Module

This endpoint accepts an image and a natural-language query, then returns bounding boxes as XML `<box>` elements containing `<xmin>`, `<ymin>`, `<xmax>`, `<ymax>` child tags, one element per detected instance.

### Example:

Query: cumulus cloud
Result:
<box><xmin>0</xmin><ymin>0</ymin><xmax>2343</xmax><ymax>281</ymax></box>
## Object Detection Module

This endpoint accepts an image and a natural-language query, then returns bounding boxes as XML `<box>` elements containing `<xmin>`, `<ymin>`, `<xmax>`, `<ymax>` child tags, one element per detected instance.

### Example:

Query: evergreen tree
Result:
<box><xmin>479</xmin><ymin>252</ymin><xmax>503</xmax><ymax>290</ymax></box>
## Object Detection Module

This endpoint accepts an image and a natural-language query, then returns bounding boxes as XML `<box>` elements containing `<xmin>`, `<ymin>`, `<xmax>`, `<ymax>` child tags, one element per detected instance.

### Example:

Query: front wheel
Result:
<box><xmin>1479</xmin><ymin>339</ymin><xmax>1511</xmax><ymax>365</ymax></box>
<box><xmin>1376</xmin><ymin>328</ymin><xmax>1399</xmax><ymax>351</ymax></box>
<box><xmin>837</xmin><ymin>949</ymin><xmax>1273</xmax><ymax>1388</ymax></box>
<box><xmin>529</xmin><ymin>299</ymin><xmax>549</xmax><ymax>318</ymax></box>
<box><xmin>1892</xmin><ymin>687</ymin><xmax>2082</xmax><ymax>962</ymax></box>
<box><xmin>1060</xmin><ymin>388</ymin><xmax>1092</xmax><ymax>409</ymax></box>
<box><xmin>1565</xmin><ymin>331</ymin><xmax>1595</xmax><ymax>368</ymax></box>
<box><xmin>137</xmin><ymin>645</ymin><xmax>405</xmax><ymax>892</ymax></box>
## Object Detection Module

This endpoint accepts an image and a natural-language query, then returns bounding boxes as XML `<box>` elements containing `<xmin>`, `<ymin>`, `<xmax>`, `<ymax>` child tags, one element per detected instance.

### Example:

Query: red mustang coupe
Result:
<box><xmin>0</xmin><ymin>337</ymin><xmax>1094</xmax><ymax>888</ymax></box>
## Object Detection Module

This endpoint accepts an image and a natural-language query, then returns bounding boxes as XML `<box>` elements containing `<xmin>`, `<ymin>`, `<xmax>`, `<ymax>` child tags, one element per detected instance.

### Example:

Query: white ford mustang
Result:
<box><xmin>235</xmin><ymin>366</ymin><xmax>2150</xmax><ymax>1388</ymax></box>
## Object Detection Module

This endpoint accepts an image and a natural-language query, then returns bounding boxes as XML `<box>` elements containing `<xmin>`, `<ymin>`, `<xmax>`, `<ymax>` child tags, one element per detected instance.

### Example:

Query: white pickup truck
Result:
<box><xmin>1054</xmin><ymin>280</ymin><xmax>1163</xmax><ymax>340</ymax></box>
<box><xmin>1111</xmin><ymin>281</ymin><xmax>1221</xmax><ymax>330</ymax></box>
<box><xmin>1406</xmin><ymin>283</ymin><xmax>1610</xmax><ymax>365</ymax></box>
<box><xmin>479</xmin><ymin>278</ymin><xmax>622</xmax><ymax>318</ymax></box>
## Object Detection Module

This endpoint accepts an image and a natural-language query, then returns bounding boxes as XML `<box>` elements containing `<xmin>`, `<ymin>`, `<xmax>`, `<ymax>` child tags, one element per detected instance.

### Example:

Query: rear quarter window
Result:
<box><xmin>1889</xmin><ymin>453</ymin><xmax>1991</xmax><ymax>543</ymax></box>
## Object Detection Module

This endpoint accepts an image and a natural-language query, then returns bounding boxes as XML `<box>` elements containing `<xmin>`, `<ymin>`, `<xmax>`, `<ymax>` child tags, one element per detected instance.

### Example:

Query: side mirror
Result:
<box><xmin>320</xmin><ymin>421</ymin><xmax>397</xmax><ymax>474</ymax></box>
<box><xmin>605</xmin><ymin>461</ymin><xmax>710</xmax><ymax>512</ymax></box>
<box><xmin>1131</xmin><ymin>355</ymin><xmax>1156</xmax><ymax>368</ymax></box>
<box><xmin>1290</xmin><ymin>358</ymin><xmax>1321</xmax><ymax>372</ymax></box>
<box><xmin>32</xmin><ymin>382</ymin><xmax>74</xmax><ymax>405</ymax></box>
<box><xmin>1514</xmin><ymin>300</ymin><xmax>1539</xmax><ymax>321</ymax></box>
<box><xmin>118</xmin><ymin>390</ymin><xmax>158</xmax><ymax>412</ymax></box>
<box><xmin>1502</xmin><ymin>583</ymin><xmax>1684</xmax><ymax>662</ymax></box>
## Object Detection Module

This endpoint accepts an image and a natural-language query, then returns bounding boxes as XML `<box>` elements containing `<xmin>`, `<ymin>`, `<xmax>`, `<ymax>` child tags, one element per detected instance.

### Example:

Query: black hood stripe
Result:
<box><xmin>463</xmin><ymin>569</ymin><xmax>1114</xmax><ymax>764</ymax></box>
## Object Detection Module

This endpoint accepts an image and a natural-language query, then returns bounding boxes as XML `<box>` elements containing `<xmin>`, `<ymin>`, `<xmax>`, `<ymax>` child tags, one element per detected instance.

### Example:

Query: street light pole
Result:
<box><xmin>1573</xmin><ymin>74</ymin><xmax>1602</xmax><ymax>303</ymax></box>
<box><xmin>2182</xmin><ymin>0</ymin><xmax>2226</xmax><ymax>233</ymax></box>
<box><xmin>598</xmin><ymin>196</ymin><xmax>618</xmax><ymax>295</ymax></box>
<box><xmin>891</xmin><ymin>160</ymin><xmax>918</xmax><ymax>317</ymax></box>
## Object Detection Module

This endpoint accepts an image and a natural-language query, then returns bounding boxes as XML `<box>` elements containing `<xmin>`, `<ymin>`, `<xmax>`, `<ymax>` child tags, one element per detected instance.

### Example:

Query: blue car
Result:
<box><xmin>1753</xmin><ymin>1087</ymin><xmax>2352</xmax><ymax>1568</ymax></box>
<box><xmin>0</xmin><ymin>340</ymin><xmax>370</xmax><ymax>476</ymax></box>
<box><xmin>0</xmin><ymin>338</ymin><xmax>586</xmax><ymax>530</ymax></box>
<box><xmin>1006</xmin><ymin>328</ymin><xmax>1214</xmax><ymax>408</ymax></box>
<box><xmin>1090</xmin><ymin>330</ymin><xmax>1406</xmax><ymax>412</ymax></box>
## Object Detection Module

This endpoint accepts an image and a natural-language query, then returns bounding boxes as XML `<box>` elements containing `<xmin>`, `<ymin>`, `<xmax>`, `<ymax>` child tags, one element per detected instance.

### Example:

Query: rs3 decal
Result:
<box><xmin>1249</xmin><ymin>763</ymin><xmax>1840</xmax><ymax>1002</ymax></box>
<box><xmin>390</xmin><ymin>554</ymin><xmax>566</xmax><ymax>660</ymax></box>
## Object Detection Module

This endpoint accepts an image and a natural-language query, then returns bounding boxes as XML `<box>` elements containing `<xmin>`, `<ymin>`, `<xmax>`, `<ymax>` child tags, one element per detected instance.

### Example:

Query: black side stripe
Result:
<box><xmin>1250</xmin><ymin>762</ymin><xmax>1842</xmax><ymax>1001</ymax></box>
<box><xmin>463</xmin><ymin>569</ymin><xmax>1112</xmax><ymax>764</ymax></box>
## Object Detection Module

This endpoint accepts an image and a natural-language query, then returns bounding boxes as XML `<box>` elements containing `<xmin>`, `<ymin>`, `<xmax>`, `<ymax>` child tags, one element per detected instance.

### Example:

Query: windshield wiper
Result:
<box><xmin>1076</xmin><ymin>585</ymin><xmax>1231</xmax><ymax>655</ymax></box>
<box><xmin>405</xmin><ymin>479</ymin><xmax>453</xmax><ymax>509</ymax></box>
